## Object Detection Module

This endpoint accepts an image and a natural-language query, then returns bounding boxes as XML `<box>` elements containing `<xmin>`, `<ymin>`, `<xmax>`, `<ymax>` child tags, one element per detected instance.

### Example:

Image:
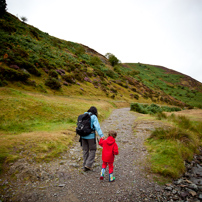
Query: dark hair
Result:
<box><xmin>87</xmin><ymin>106</ymin><xmax>98</xmax><ymax>117</ymax></box>
<box><xmin>108</xmin><ymin>130</ymin><xmax>117</xmax><ymax>138</ymax></box>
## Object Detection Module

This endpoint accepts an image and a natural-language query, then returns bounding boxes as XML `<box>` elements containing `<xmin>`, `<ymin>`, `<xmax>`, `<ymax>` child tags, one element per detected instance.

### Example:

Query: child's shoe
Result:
<box><xmin>100</xmin><ymin>168</ymin><xmax>105</xmax><ymax>180</ymax></box>
<box><xmin>109</xmin><ymin>173</ymin><xmax>115</xmax><ymax>182</ymax></box>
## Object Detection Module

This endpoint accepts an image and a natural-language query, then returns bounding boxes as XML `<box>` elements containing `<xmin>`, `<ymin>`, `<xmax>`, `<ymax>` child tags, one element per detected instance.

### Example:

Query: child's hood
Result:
<box><xmin>106</xmin><ymin>136</ymin><xmax>115</xmax><ymax>145</ymax></box>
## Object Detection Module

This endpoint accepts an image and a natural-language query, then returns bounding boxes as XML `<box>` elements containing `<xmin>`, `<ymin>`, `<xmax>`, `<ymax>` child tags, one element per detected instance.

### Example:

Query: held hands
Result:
<box><xmin>101</xmin><ymin>136</ymin><xmax>105</xmax><ymax>140</ymax></box>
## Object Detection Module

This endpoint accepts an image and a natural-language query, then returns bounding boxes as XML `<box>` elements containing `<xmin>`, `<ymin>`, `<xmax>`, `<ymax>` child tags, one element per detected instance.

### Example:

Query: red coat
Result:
<box><xmin>99</xmin><ymin>136</ymin><xmax>119</xmax><ymax>163</ymax></box>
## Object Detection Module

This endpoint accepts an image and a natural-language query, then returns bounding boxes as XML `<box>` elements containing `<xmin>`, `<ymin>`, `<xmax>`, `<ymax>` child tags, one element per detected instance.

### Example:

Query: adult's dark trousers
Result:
<box><xmin>82</xmin><ymin>138</ymin><xmax>97</xmax><ymax>168</ymax></box>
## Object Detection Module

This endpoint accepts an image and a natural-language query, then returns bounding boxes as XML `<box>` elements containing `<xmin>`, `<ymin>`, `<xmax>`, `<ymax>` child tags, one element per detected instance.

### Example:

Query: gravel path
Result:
<box><xmin>1</xmin><ymin>108</ymin><xmax>165</xmax><ymax>202</ymax></box>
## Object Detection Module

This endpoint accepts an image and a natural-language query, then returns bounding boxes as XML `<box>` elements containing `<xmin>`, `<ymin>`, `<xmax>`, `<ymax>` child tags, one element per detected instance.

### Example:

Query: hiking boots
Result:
<box><xmin>100</xmin><ymin>168</ymin><xmax>105</xmax><ymax>180</ymax></box>
<box><xmin>84</xmin><ymin>166</ymin><xmax>92</xmax><ymax>172</ymax></box>
<box><xmin>109</xmin><ymin>173</ymin><xmax>115</xmax><ymax>182</ymax></box>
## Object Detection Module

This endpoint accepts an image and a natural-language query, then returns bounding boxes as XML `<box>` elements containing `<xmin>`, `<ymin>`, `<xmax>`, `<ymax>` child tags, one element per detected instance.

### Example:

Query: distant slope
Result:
<box><xmin>124</xmin><ymin>63</ymin><xmax>202</xmax><ymax>108</ymax></box>
<box><xmin>0</xmin><ymin>12</ymin><xmax>202</xmax><ymax>108</ymax></box>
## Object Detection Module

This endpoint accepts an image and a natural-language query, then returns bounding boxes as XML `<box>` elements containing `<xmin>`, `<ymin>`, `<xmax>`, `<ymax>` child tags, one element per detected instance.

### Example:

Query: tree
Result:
<box><xmin>105</xmin><ymin>53</ymin><xmax>120</xmax><ymax>66</ymax></box>
<box><xmin>0</xmin><ymin>0</ymin><xmax>7</xmax><ymax>17</ymax></box>
<box><xmin>21</xmin><ymin>16</ymin><xmax>28</xmax><ymax>23</ymax></box>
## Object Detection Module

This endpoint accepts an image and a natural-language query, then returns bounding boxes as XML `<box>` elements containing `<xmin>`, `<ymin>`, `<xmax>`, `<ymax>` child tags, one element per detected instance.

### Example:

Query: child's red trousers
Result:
<box><xmin>102</xmin><ymin>161</ymin><xmax>114</xmax><ymax>174</ymax></box>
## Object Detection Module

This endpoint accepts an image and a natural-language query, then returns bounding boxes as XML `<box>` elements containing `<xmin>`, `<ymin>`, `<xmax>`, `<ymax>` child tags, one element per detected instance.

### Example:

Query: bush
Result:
<box><xmin>61</xmin><ymin>74</ymin><xmax>75</xmax><ymax>84</ymax></box>
<box><xmin>94</xmin><ymin>69</ymin><xmax>105</xmax><ymax>77</ymax></box>
<box><xmin>17</xmin><ymin>61</ymin><xmax>41</xmax><ymax>76</ymax></box>
<box><xmin>74</xmin><ymin>72</ymin><xmax>84</xmax><ymax>82</ymax></box>
<box><xmin>0</xmin><ymin>66</ymin><xmax>30</xmax><ymax>81</ymax></box>
<box><xmin>0</xmin><ymin>19</ymin><xmax>16</xmax><ymax>32</ymax></box>
<box><xmin>67</xmin><ymin>63</ymin><xmax>77</xmax><ymax>71</ymax></box>
<box><xmin>130</xmin><ymin>70</ymin><xmax>140</xmax><ymax>76</ymax></box>
<box><xmin>48</xmin><ymin>69</ymin><xmax>58</xmax><ymax>78</ymax></box>
<box><xmin>75</xmin><ymin>46</ymin><xmax>85</xmax><ymax>56</ymax></box>
<box><xmin>0</xmin><ymin>78</ymin><xmax>7</xmax><ymax>86</ymax></box>
<box><xmin>146</xmin><ymin>104</ymin><xmax>162</xmax><ymax>114</ymax></box>
<box><xmin>114</xmin><ymin>65</ymin><xmax>121</xmax><ymax>74</ymax></box>
<box><xmin>105</xmin><ymin>53</ymin><xmax>119</xmax><ymax>66</ymax></box>
<box><xmin>197</xmin><ymin>104</ymin><xmax>202</xmax><ymax>109</ymax></box>
<box><xmin>130</xmin><ymin>103</ymin><xmax>147</xmax><ymax>114</ymax></box>
<box><xmin>131</xmin><ymin>103</ymin><xmax>181</xmax><ymax>115</ymax></box>
<box><xmin>105</xmin><ymin>69</ymin><xmax>117</xmax><ymax>79</ymax></box>
<box><xmin>134</xmin><ymin>94</ymin><xmax>139</xmax><ymax>100</ymax></box>
<box><xmin>90</xmin><ymin>56</ymin><xmax>102</xmax><ymax>66</ymax></box>
<box><xmin>45</xmin><ymin>77</ymin><xmax>61</xmax><ymax>90</ymax></box>
<box><xmin>110</xmin><ymin>87</ymin><xmax>117</xmax><ymax>94</ymax></box>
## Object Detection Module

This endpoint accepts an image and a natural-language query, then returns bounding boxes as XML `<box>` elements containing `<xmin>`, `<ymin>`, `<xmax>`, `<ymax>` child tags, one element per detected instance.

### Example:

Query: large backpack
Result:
<box><xmin>76</xmin><ymin>113</ymin><xmax>94</xmax><ymax>137</ymax></box>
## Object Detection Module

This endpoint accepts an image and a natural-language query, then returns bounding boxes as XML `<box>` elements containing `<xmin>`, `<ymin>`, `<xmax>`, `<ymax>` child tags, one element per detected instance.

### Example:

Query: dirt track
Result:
<box><xmin>1</xmin><ymin>108</ymin><xmax>166</xmax><ymax>202</ymax></box>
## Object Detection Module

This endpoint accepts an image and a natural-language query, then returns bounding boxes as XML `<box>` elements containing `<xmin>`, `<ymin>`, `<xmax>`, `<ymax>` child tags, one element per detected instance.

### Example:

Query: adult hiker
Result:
<box><xmin>77</xmin><ymin>106</ymin><xmax>105</xmax><ymax>171</ymax></box>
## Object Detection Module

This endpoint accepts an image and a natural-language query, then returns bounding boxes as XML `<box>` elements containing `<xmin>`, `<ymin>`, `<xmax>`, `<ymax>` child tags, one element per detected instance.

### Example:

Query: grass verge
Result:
<box><xmin>0</xmin><ymin>88</ymin><xmax>119</xmax><ymax>173</ymax></box>
<box><xmin>145</xmin><ymin>111</ymin><xmax>202</xmax><ymax>179</ymax></box>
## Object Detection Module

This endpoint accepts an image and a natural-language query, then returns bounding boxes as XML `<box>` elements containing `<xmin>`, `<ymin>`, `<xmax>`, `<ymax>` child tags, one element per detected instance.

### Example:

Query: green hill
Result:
<box><xmin>1</xmin><ymin>12</ymin><xmax>202</xmax><ymax>108</ymax></box>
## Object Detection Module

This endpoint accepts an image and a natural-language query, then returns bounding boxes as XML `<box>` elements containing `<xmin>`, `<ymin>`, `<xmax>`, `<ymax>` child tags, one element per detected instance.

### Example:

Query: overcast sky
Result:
<box><xmin>6</xmin><ymin>0</ymin><xmax>202</xmax><ymax>83</ymax></box>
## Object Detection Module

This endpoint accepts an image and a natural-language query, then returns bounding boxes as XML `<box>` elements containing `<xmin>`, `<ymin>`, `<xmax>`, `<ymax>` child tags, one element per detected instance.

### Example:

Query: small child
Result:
<box><xmin>99</xmin><ymin>130</ymin><xmax>119</xmax><ymax>182</ymax></box>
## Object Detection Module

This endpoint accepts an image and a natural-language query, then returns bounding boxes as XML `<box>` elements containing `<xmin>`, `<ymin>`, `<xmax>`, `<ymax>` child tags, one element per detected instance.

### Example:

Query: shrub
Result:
<box><xmin>74</xmin><ymin>72</ymin><xmax>84</xmax><ymax>82</ymax></box>
<box><xmin>29</xmin><ymin>28</ymin><xmax>40</xmax><ymax>40</ymax></box>
<box><xmin>38</xmin><ymin>58</ymin><xmax>50</xmax><ymax>69</ymax></box>
<box><xmin>45</xmin><ymin>77</ymin><xmax>61</xmax><ymax>90</ymax></box>
<box><xmin>105</xmin><ymin>53</ymin><xmax>119</xmax><ymax>66</ymax></box>
<box><xmin>134</xmin><ymin>94</ymin><xmax>139</xmax><ymax>100</ymax></box>
<box><xmin>17</xmin><ymin>61</ymin><xmax>41</xmax><ymax>76</ymax></box>
<box><xmin>0</xmin><ymin>78</ymin><xmax>7</xmax><ymax>86</ymax></box>
<box><xmin>131</xmin><ymin>88</ymin><xmax>136</xmax><ymax>92</ymax></box>
<box><xmin>0</xmin><ymin>20</ymin><xmax>16</xmax><ymax>32</ymax></box>
<box><xmin>105</xmin><ymin>69</ymin><xmax>117</xmax><ymax>79</ymax></box>
<box><xmin>0</xmin><ymin>66</ymin><xmax>30</xmax><ymax>81</ymax></box>
<box><xmin>131</xmin><ymin>69</ymin><xmax>140</xmax><ymax>76</ymax></box>
<box><xmin>75</xmin><ymin>46</ymin><xmax>85</xmax><ymax>56</ymax></box>
<box><xmin>114</xmin><ymin>65</ymin><xmax>121</xmax><ymax>74</ymax></box>
<box><xmin>61</xmin><ymin>74</ymin><xmax>75</xmax><ymax>84</ymax></box>
<box><xmin>146</xmin><ymin>104</ymin><xmax>162</xmax><ymax>114</ymax></box>
<box><xmin>48</xmin><ymin>69</ymin><xmax>58</xmax><ymax>78</ymax></box>
<box><xmin>131</xmin><ymin>103</ymin><xmax>181</xmax><ymax>115</ymax></box>
<box><xmin>94</xmin><ymin>69</ymin><xmax>105</xmax><ymax>77</ymax></box>
<box><xmin>67</xmin><ymin>63</ymin><xmax>77</xmax><ymax>71</ymax></box>
<box><xmin>197</xmin><ymin>104</ymin><xmax>202</xmax><ymax>109</ymax></box>
<box><xmin>130</xmin><ymin>103</ymin><xmax>147</xmax><ymax>114</ymax></box>
<box><xmin>90</xmin><ymin>56</ymin><xmax>102</xmax><ymax>66</ymax></box>
<box><xmin>110</xmin><ymin>87</ymin><xmax>117</xmax><ymax>94</ymax></box>
<box><xmin>20</xmin><ymin>16</ymin><xmax>27</xmax><ymax>23</ymax></box>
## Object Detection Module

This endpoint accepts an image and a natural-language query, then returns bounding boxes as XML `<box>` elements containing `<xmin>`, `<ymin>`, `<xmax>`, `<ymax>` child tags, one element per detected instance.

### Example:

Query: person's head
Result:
<box><xmin>87</xmin><ymin>106</ymin><xmax>98</xmax><ymax>117</ymax></box>
<box><xmin>108</xmin><ymin>130</ymin><xmax>117</xmax><ymax>139</ymax></box>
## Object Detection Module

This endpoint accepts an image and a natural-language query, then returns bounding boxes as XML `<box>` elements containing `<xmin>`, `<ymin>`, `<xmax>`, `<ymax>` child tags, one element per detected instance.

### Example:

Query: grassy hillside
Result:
<box><xmin>1</xmin><ymin>12</ymin><xmax>202</xmax><ymax>108</ymax></box>
<box><xmin>125</xmin><ymin>63</ymin><xmax>202</xmax><ymax>108</ymax></box>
